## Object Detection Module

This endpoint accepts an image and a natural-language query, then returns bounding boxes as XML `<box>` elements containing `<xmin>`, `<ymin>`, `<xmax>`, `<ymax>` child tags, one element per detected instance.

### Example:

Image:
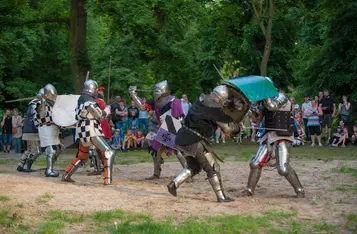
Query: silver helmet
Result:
<box><xmin>83</xmin><ymin>79</ymin><xmax>98</xmax><ymax>97</ymax></box>
<box><xmin>37</xmin><ymin>88</ymin><xmax>44</xmax><ymax>99</ymax></box>
<box><xmin>212</xmin><ymin>85</ymin><xmax>229</xmax><ymax>104</ymax></box>
<box><xmin>153</xmin><ymin>80</ymin><xmax>170</xmax><ymax>101</ymax></box>
<box><xmin>44</xmin><ymin>84</ymin><xmax>57</xmax><ymax>103</ymax></box>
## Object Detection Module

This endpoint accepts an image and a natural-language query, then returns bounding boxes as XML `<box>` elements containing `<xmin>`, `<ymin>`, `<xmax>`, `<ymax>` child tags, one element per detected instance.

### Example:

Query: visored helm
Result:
<box><xmin>212</xmin><ymin>85</ymin><xmax>229</xmax><ymax>105</ymax></box>
<box><xmin>44</xmin><ymin>84</ymin><xmax>57</xmax><ymax>103</ymax></box>
<box><xmin>83</xmin><ymin>79</ymin><xmax>98</xmax><ymax>98</ymax></box>
<box><xmin>153</xmin><ymin>80</ymin><xmax>170</xmax><ymax>101</ymax></box>
<box><xmin>37</xmin><ymin>88</ymin><xmax>44</xmax><ymax>99</ymax></box>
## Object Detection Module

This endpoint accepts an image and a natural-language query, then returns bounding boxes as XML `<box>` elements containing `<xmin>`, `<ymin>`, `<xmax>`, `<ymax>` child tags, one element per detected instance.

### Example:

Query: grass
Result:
<box><xmin>0</xmin><ymin>206</ymin><xmax>356</xmax><ymax>234</ymax></box>
<box><xmin>0</xmin><ymin>196</ymin><xmax>10</xmax><ymax>201</ymax></box>
<box><xmin>36</xmin><ymin>193</ymin><xmax>55</xmax><ymax>204</ymax></box>
<box><xmin>332</xmin><ymin>165</ymin><xmax>357</xmax><ymax>176</ymax></box>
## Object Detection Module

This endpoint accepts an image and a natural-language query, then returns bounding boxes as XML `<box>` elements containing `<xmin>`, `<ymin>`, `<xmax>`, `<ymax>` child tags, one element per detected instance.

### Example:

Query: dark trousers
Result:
<box><xmin>303</xmin><ymin>118</ymin><xmax>310</xmax><ymax>140</ymax></box>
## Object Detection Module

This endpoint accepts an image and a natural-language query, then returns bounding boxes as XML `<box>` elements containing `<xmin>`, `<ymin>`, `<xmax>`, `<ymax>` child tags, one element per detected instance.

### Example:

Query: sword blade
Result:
<box><xmin>5</xmin><ymin>97</ymin><xmax>37</xmax><ymax>103</ymax></box>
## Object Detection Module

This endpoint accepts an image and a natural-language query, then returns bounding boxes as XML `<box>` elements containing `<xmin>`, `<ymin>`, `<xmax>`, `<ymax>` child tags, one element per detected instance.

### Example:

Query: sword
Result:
<box><xmin>5</xmin><ymin>96</ymin><xmax>37</xmax><ymax>103</ymax></box>
<box><xmin>244</xmin><ymin>127</ymin><xmax>288</xmax><ymax>132</ymax></box>
<box><xmin>85</xmin><ymin>71</ymin><xmax>90</xmax><ymax>81</ymax></box>
<box><xmin>213</xmin><ymin>64</ymin><xmax>226</xmax><ymax>81</ymax></box>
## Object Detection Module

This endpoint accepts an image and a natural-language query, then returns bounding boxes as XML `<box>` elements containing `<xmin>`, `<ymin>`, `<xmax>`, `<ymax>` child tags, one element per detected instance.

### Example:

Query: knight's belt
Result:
<box><xmin>181</xmin><ymin>124</ymin><xmax>210</xmax><ymax>142</ymax></box>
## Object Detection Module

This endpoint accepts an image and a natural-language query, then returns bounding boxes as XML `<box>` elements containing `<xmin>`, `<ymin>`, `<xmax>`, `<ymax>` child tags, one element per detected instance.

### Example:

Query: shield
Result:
<box><xmin>52</xmin><ymin>95</ymin><xmax>80</xmax><ymax>127</ymax></box>
<box><xmin>155</xmin><ymin>115</ymin><xmax>182</xmax><ymax>149</ymax></box>
<box><xmin>224</xmin><ymin>76</ymin><xmax>278</xmax><ymax>102</ymax></box>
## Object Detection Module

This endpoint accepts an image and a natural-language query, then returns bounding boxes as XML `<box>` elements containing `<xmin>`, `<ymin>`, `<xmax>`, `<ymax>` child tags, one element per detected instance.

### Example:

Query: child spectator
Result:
<box><xmin>146</xmin><ymin>130</ymin><xmax>157</xmax><ymax>153</ymax></box>
<box><xmin>124</xmin><ymin>129</ymin><xmax>137</xmax><ymax>151</ymax></box>
<box><xmin>351</xmin><ymin>125</ymin><xmax>357</xmax><ymax>146</ymax></box>
<box><xmin>135</xmin><ymin>129</ymin><xmax>145</xmax><ymax>150</ymax></box>
<box><xmin>331</xmin><ymin>125</ymin><xmax>348</xmax><ymax>147</ymax></box>
<box><xmin>111</xmin><ymin>129</ymin><xmax>122</xmax><ymax>151</ymax></box>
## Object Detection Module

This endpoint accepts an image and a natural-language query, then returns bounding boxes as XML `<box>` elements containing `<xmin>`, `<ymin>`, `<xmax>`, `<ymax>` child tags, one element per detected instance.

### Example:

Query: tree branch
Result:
<box><xmin>252</xmin><ymin>0</ymin><xmax>267</xmax><ymax>37</ymax></box>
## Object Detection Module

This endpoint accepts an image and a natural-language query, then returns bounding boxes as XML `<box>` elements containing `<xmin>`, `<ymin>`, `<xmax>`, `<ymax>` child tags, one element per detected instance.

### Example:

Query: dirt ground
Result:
<box><xmin>0</xmin><ymin>158</ymin><xmax>357</xmax><ymax>226</ymax></box>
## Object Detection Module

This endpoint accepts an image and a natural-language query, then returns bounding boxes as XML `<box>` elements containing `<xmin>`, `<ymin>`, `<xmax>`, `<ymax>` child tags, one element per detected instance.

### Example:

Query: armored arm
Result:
<box><xmin>39</xmin><ymin>99</ymin><xmax>46</xmax><ymax>119</ymax></box>
<box><xmin>264</xmin><ymin>92</ymin><xmax>289</xmax><ymax>111</ymax></box>
<box><xmin>216</xmin><ymin>121</ymin><xmax>241</xmax><ymax>134</ymax></box>
<box><xmin>248</xmin><ymin>107</ymin><xmax>263</xmax><ymax>122</ymax></box>
<box><xmin>128</xmin><ymin>86</ymin><xmax>146</xmax><ymax>111</ymax></box>
<box><xmin>86</xmin><ymin>103</ymin><xmax>102</xmax><ymax>120</ymax></box>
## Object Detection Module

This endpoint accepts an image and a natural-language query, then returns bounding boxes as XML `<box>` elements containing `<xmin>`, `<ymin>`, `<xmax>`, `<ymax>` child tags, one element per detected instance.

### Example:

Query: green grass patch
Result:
<box><xmin>0</xmin><ymin>196</ymin><xmax>10</xmax><ymax>201</ymax></box>
<box><xmin>36</xmin><ymin>193</ymin><xmax>55</xmax><ymax>204</ymax></box>
<box><xmin>332</xmin><ymin>166</ymin><xmax>357</xmax><ymax>176</ymax></box>
<box><xmin>313</xmin><ymin>221</ymin><xmax>337</xmax><ymax>232</ymax></box>
<box><xmin>48</xmin><ymin>210</ymin><xmax>86</xmax><ymax>223</ymax></box>
<box><xmin>344</xmin><ymin>213</ymin><xmax>357</xmax><ymax>232</ymax></box>
<box><xmin>15</xmin><ymin>203</ymin><xmax>24</xmax><ymax>208</ymax></box>
<box><xmin>329</xmin><ymin>185</ymin><xmax>349</xmax><ymax>192</ymax></box>
<box><xmin>37</xmin><ymin>219</ymin><xmax>65</xmax><ymax>234</ymax></box>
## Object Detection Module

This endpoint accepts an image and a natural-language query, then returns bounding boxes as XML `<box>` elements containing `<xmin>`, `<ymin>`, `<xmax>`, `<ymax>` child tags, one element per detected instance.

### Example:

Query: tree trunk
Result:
<box><xmin>70</xmin><ymin>0</ymin><xmax>90</xmax><ymax>94</ymax></box>
<box><xmin>260</xmin><ymin>0</ymin><xmax>274</xmax><ymax>77</ymax></box>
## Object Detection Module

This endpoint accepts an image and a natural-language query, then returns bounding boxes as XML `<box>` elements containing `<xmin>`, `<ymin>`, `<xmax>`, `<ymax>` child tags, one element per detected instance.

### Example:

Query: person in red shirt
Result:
<box><xmin>135</xmin><ymin>129</ymin><xmax>145</xmax><ymax>150</ymax></box>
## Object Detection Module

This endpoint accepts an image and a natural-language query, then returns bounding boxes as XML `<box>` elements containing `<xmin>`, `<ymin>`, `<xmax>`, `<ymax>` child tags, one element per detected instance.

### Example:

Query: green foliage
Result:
<box><xmin>0</xmin><ymin>196</ymin><xmax>10</xmax><ymax>201</ymax></box>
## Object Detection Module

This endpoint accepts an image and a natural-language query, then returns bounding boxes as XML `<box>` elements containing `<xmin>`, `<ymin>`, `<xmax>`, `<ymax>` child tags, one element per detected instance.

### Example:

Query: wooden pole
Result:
<box><xmin>107</xmin><ymin>56</ymin><xmax>112</xmax><ymax>101</ymax></box>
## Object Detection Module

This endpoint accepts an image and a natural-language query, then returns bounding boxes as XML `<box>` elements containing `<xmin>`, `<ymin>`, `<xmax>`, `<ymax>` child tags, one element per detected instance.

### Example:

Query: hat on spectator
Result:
<box><xmin>98</xmin><ymin>86</ymin><xmax>105</xmax><ymax>92</ymax></box>
<box><xmin>304</xmin><ymin>93</ymin><xmax>309</xmax><ymax>97</ymax></box>
<box><xmin>294</xmin><ymin>104</ymin><xmax>300</xmax><ymax>109</ymax></box>
<box><xmin>115</xmin><ymin>129</ymin><xmax>120</xmax><ymax>132</ymax></box>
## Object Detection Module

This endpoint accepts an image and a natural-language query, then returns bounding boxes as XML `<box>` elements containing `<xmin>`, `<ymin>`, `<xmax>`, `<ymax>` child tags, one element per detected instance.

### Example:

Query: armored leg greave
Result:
<box><xmin>244</xmin><ymin>144</ymin><xmax>267</xmax><ymax>196</ymax></box>
<box><xmin>87</xmin><ymin>146</ymin><xmax>102</xmax><ymax>176</ymax></box>
<box><xmin>62</xmin><ymin>158</ymin><xmax>84</xmax><ymax>182</ymax></box>
<box><xmin>17</xmin><ymin>141</ymin><xmax>41</xmax><ymax>172</ymax></box>
<box><xmin>91</xmin><ymin>136</ymin><xmax>115</xmax><ymax>185</ymax></box>
<box><xmin>45</xmin><ymin>146</ymin><xmax>59</xmax><ymax>177</ymax></box>
<box><xmin>208</xmin><ymin>174</ymin><xmax>234</xmax><ymax>202</ymax></box>
<box><xmin>176</xmin><ymin>151</ymin><xmax>187</xmax><ymax>168</ymax></box>
<box><xmin>167</xmin><ymin>168</ymin><xmax>193</xmax><ymax>197</ymax></box>
<box><xmin>146</xmin><ymin>154</ymin><xmax>163</xmax><ymax>180</ymax></box>
<box><xmin>276</xmin><ymin>141</ymin><xmax>305</xmax><ymax>198</ymax></box>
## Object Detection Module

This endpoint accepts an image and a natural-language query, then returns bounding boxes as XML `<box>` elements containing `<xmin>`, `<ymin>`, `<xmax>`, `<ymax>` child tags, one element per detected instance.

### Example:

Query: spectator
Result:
<box><xmin>128</xmin><ymin>100</ymin><xmax>139</xmax><ymax>129</ymax></box>
<box><xmin>305</xmin><ymin>99</ymin><xmax>323</xmax><ymax>146</ymax></box>
<box><xmin>338</xmin><ymin>95</ymin><xmax>351</xmax><ymax>129</ymax></box>
<box><xmin>351</xmin><ymin>125</ymin><xmax>357</xmax><ymax>146</ymax></box>
<box><xmin>320</xmin><ymin>90</ymin><xmax>336</xmax><ymax>144</ymax></box>
<box><xmin>1</xmin><ymin>109</ymin><xmax>12</xmax><ymax>153</ymax></box>
<box><xmin>181</xmin><ymin>94</ymin><xmax>191</xmax><ymax>117</ymax></box>
<box><xmin>301</xmin><ymin>94</ymin><xmax>312</xmax><ymax>141</ymax></box>
<box><xmin>290</xmin><ymin>97</ymin><xmax>296</xmax><ymax>107</ymax></box>
<box><xmin>110</xmin><ymin>95</ymin><xmax>121</xmax><ymax>127</ymax></box>
<box><xmin>113</xmin><ymin>100</ymin><xmax>128</xmax><ymax>141</ymax></box>
<box><xmin>111</xmin><ymin>129</ymin><xmax>123</xmax><ymax>151</ymax></box>
<box><xmin>215</xmin><ymin>127</ymin><xmax>226</xmax><ymax>144</ymax></box>
<box><xmin>123</xmin><ymin>128</ymin><xmax>136</xmax><ymax>151</ymax></box>
<box><xmin>137</xmin><ymin>97</ymin><xmax>150</xmax><ymax>134</ymax></box>
<box><xmin>135</xmin><ymin>129</ymin><xmax>145</xmax><ymax>150</ymax></box>
<box><xmin>318</xmin><ymin>91</ymin><xmax>323</xmax><ymax>102</ymax></box>
<box><xmin>331</xmin><ymin>125</ymin><xmax>348</xmax><ymax>147</ymax></box>
<box><xmin>12</xmin><ymin>108</ymin><xmax>23</xmax><ymax>154</ymax></box>
<box><xmin>314</xmin><ymin>95</ymin><xmax>319</xmax><ymax>104</ymax></box>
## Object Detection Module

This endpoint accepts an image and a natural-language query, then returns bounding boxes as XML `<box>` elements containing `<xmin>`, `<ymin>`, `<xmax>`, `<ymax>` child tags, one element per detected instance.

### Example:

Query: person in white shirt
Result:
<box><xmin>181</xmin><ymin>94</ymin><xmax>191</xmax><ymax>117</ymax></box>
<box><xmin>301</xmin><ymin>94</ymin><xmax>312</xmax><ymax>141</ymax></box>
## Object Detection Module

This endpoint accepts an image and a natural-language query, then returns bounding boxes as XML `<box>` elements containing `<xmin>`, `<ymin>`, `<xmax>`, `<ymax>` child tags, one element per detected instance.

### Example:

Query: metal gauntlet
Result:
<box><xmin>216</xmin><ymin>121</ymin><xmax>240</xmax><ymax>133</ymax></box>
<box><xmin>128</xmin><ymin>86</ymin><xmax>146</xmax><ymax>111</ymax></box>
<box><xmin>248</xmin><ymin>108</ymin><xmax>263</xmax><ymax>122</ymax></box>
<box><xmin>87</xmin><ymin>104</ymin><xmax>102</xmax><ymax>120</ymax></box>
<box><xmin>264</xmin><ymin>92</ymin><xmax>288</xmax><ymax>111</ymax></box>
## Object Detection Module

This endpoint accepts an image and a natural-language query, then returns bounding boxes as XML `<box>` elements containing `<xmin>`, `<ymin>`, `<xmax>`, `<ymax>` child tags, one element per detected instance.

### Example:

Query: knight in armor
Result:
<box><xmin>87</xmin><ymin>86</ymin><xmax>111</xmax><ymax>176</ymax></box>
<box><xmin>240</xmin><ymin>78</ymin><xmax>305</xmax><ymax>198</ymax></box>
<box><xmin>17</xmin><ymin>88</ymin><xmax>44</xmax><ymax>172</ymax></box>
<box><xmin>61</xmin><ymin>80</ymin><xmax>116</xmax><ymax>185</ymax></box>
<box><xmin>129</xmin><ymin>80</ymin><xmax>187</xmax><ymax>180</ymax></box>
<box><xmin>167</xmin><ymin>85</ymin><xmax>242</xmax><ymax>202</ymax></box>
<box><xmin>34</xmin><ymin>84</ymin><xmax>63</xmax><ymax>177</ymax></box>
